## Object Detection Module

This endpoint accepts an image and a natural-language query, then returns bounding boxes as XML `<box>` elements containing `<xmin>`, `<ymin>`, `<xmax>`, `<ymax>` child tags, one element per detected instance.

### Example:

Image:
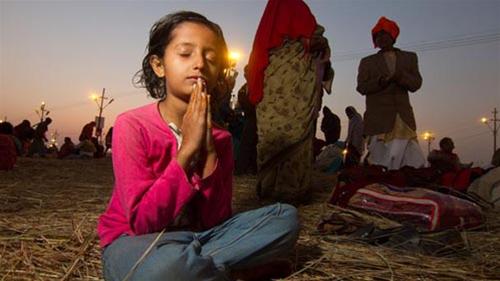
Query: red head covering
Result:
<box><xmin>247</xmin><ymin>0</ymin><xmax>317</xmax><ymax>105</ymax></box>
<box><xmin>371</xmin><ymin>16</ymin><xmax>400</xmax><ymax>48</ymax></box>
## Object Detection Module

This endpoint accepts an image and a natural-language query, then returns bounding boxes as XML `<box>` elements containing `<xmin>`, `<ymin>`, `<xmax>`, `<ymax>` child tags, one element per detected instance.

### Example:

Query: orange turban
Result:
<box><xmin>371</xmin><ymin>16</ymin><xmax>399</xmax><ymax>48</ymax></box>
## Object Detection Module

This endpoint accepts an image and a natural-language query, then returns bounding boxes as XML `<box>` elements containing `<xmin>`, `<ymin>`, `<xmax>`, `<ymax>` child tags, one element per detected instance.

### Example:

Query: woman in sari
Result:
<box><xmin>247</xmin><ymin>0</ymin><xmax>333</xmax><ymax>204</ymax></box>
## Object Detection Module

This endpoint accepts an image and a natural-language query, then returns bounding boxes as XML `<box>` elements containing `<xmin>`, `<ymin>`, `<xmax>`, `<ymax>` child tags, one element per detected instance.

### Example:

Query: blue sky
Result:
<box><xmin>1</xmin><ymin>0</ymin><xmax>499</xmax><ymax>165</ymax></box>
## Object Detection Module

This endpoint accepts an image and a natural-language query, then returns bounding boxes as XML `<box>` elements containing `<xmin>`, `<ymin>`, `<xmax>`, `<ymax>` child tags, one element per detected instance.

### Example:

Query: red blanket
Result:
<box><xmin>348</xmin><ymin>184</ymin><xmax>484</xmax><ymax>231</ymax></box>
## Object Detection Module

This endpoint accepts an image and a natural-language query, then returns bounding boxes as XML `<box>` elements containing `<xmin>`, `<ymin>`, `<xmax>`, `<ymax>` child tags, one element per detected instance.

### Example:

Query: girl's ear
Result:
<box><xmin>149</xmin><ymin>55</ymin><xmax>165</xmax><ymax>78</ymax></box>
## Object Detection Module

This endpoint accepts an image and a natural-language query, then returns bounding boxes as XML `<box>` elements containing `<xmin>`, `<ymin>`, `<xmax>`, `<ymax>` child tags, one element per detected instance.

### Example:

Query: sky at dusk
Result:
<box><xmin>1</xmin><ymin>0</ymin><xmax>499</xmax><ymax>165</ymax></box>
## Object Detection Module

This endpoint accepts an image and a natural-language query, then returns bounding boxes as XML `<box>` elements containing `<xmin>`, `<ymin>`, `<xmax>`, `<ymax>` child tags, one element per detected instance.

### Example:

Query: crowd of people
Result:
<box><xmin>0</xmin><ymin>118</ymin><xmax>113</xmax><ymax>170</ymax></box>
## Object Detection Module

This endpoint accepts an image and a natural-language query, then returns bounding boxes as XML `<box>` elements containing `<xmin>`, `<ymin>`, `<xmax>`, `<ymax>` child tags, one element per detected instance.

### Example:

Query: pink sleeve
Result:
<box><xmin>112</xmin><ymin>115</ymin><xmax>196</xmax><ymax>235</ymax></box>
<box><xmin>195</xmin><ymin>134</ymin><xmax>234</xmax><ymax>228</ymax></box>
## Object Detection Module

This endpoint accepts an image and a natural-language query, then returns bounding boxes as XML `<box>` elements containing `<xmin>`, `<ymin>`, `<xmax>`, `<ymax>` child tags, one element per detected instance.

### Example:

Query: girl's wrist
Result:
<box><xmin>176</xmin><ymin>148</ymin><xmax>194</xmax><ymax>171</ymax></box>
<box><xmin>202</xmin><ymin>150</ymin><xmax>217</xmax><ymax>179</ymax></box>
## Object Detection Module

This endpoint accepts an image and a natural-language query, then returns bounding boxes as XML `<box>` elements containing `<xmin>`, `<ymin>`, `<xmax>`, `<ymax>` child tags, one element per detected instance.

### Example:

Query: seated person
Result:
<box><xmin>0</xmin><ymin>122</ymin><xmax>17</xmax><ymax>170</ymax></box>
<box><xmin>78</xmin><ymin>139</ymin><xmax>96</xmax><ymax>158</ymax></box>
<box><xmin>428</xmin><ymin>137</ymin><xmax>467</xmax><ymax>173</ymax></box>
<box><xmin>58</xmin><ymin>137</ymin><xmax>77</xmax><ymax>159</ymax></box>
<box><xmin>314</xmin><ymin>141</ymin><xmax>345</xmax><ymax>174</ymax></box>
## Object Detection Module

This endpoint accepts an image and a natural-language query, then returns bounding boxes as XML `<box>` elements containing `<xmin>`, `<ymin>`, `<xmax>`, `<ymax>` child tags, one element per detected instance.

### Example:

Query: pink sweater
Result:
<box><xmin>97</xmin><ymin>103</ymin><xmax>233</xmax><ymax>248</ymax></box>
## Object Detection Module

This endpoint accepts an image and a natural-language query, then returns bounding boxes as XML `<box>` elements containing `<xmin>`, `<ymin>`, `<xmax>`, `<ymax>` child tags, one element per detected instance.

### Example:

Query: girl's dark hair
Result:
<box><xmin>134</xmin><ymin>11</ymin><xmax>230</xmax><ymax>100</ymax></box>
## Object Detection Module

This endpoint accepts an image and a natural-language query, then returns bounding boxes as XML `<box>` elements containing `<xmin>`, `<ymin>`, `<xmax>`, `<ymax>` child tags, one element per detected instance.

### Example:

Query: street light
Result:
<box><xmin>90</xmin><ymin>93</ymin><xmax>99</xmax><ymax>101</ymax></box>
<box><xmin>224</xmin><ymin>50</ymin><xmax>241</xmax><ymax>76</ymax></box>
<box><xmin>35</xmin><ymin>101</ymin><xmax>50</xmax><ymax>123</ymax></box>
<box><xmin>422</xmin><ymin>131</ymin><xmax>435</xmax><ymax>154</ymax></box>
<box><xmin>228</xmin><ymin>51</ymin><xmax>241</xmax><ymax>68</ymax></box>
<box><xmin>225</xmin><ymin>50</ymin><xmax>242</xmax><ymax>110</ymax></box>
<box><xmin>90</xmin><ymin>88</ymin><xmax>114</xmax><ymax>143</ymax></box>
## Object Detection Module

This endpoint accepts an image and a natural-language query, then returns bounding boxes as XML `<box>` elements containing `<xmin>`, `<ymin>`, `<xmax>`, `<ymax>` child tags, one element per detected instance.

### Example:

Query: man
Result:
<box><xmin>58</xmin><ymin>137</ymin><xmax>76</xmax><ymax>159</ymax></box>
<box><xmin>356</xmin><ymin>16</ymin><xmax>425</xmax><ymax>170</ymax></box>
<box><xmin>427</xmin><ymin>137</ymin><xmax>461</xmax><ymax>173</ymax></box>
<box><xmin>79</xmin><ymin>121</ymin><xmax>96</xmax><ymax>142</ymax></box>
<box><xmin>14</xmin><ymin>120</ymin><xmax>35</xmax><ymax>154</ymax></box>
<box><xmin>27</xmin><ymin>117</ymin><xmax>52</xmax><ymax>157</ymax></box>
<box><xmin>345</xmin><ymin>106</ymin><xmax>364</xmax><ymax>166</ymax></box>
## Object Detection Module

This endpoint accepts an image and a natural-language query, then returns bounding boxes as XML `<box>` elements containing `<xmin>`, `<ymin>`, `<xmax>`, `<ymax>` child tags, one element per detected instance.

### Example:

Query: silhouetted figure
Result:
<box><xmin>58</xmin><ymin>137</ymin><xmax>76</xmax><ymax>159</ymax></box>
<box><xmin>345</xmin><ymin>106</ymin><xmax>364</xmax><ymax>166</ymax></box>
<box><xmin>105</xmin><ymin>127</ymin><xmax>113</xmax><ymax>154</ymax></box>
<box><xmin>427</xmin><ymin>137</ymin><xmax>461</xmax><ymax>173</ymax></box>
<box><xmin>91</xmin><ymin>137</ymin><xmax>105</xmax><ymax>158</ymax></box>
<box><xmin>28</xmin><ymin>117</ymin><xmax>52</xmax><ymax>157</ymax></box>
<box><xmin>78</xmin><ymin>139</ymin><xmax>96</xmax><ymax>158</ymax></box>
<box><xmin>313</xmin><ymin>137</ymin><xmax>326</xmax><ymax>159</ymax></box>
<box><xmin>228</xmin><ymin>108</ymin><xmax>245</xmax><ymax>162</ymax></box>
<box><xmin>0</xmin><ymin>122</ymin><xmax>17</xmax><ymax>170</ymax></box>
<box><xmin>14</xmin><ymin>120</ymin><xmax>35</xmax><ymax>155</ymax></box>
<box><xmin>314</xmin><ymin>109</ymin><xmax>344</xmax><ymax>174</ymax></box>
<box><xmin>321</xmin><ymin>106</ymin><xmax>341</xmax><ymax>145</ymax></box>
<box><xmin>235</xmin><ymin>81</ymin><xmax>258</xmax><ymax>175</ymax></box>
<box><xmin>79</xmin><ymin>121</ymin><xmax>96</xmax><ymax>142</ymax></box>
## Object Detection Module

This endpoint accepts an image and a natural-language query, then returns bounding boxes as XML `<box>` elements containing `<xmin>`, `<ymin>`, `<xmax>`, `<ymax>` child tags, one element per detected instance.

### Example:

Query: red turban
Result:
<box><xmin>371</xmin><ymin>16</ymin><xmax>400</xmax><ymax>48</ymax></box>
<box><xmin>247</xmin><ymin>0</ymin><xmax>317</xmax><ymax>105</ymax></box>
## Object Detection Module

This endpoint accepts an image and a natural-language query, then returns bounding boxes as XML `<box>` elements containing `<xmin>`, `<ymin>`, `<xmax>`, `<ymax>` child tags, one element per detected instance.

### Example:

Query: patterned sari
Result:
<box><xmin>256</xmin><ymin>40</ymin><xmax>321</xmax><ymax>204</ymax></box>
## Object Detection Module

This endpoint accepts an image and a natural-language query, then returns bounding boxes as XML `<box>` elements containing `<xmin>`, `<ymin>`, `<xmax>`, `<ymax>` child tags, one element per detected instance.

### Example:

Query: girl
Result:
<box><xmin>98</xmin><ymin>11</ymin><xmax>299</xmax><ymax>281</ymax></box>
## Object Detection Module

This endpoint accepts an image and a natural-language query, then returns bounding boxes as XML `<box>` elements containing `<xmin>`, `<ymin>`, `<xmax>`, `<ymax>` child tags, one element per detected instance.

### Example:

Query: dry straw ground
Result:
<box><xmin>1</xmin><ymin>158</ymin><xmax>499</xmax><ymax>280</ymax></box>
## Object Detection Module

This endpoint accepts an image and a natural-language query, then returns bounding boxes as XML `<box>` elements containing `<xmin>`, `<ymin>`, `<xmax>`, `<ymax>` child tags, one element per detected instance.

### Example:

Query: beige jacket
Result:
<box><xmin>356</xmin><ymin>49</ymin><xmax>422</xmax><ymax>136</ymax></box>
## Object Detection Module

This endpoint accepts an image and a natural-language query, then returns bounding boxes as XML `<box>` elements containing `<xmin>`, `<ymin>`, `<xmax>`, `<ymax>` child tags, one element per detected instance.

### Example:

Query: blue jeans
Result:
<box><xmin>102</xmin><ymin>203</ymin><xmax>299</xmax><ymax>281</ymax></box>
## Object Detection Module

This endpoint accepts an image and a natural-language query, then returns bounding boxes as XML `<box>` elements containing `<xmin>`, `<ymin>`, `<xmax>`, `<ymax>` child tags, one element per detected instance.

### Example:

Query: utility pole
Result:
<box><xmin>97</xmin><ymin>88</ymin><xmax>105</xmax><ymax>141</ymax></box>
<box><xmin>91</xmin><ymin>88</ymin><xmax>114</xmax><ymax>143</ymax></box>
<box><xmin>481</xmin><ymin>107</ymin><xmax>499</xmax><ymax>154</ymax></box>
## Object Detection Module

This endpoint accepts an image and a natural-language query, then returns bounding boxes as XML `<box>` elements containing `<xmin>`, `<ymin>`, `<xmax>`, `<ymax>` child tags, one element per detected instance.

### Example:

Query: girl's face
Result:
<box><xmin>151</xmin><ymin>22</ymin><xmax>224</xmax><ymax>102</ymax></box>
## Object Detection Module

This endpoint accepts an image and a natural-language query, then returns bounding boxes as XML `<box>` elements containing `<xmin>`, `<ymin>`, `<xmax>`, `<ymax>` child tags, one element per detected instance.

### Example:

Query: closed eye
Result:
<box><xmin>205</xmin><ymin>52</ymin><xmax>217</xmax><ymax>63</ymax></box>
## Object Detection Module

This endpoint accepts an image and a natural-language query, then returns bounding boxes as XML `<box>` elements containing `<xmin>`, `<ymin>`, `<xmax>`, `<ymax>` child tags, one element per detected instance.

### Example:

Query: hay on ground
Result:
<box><xmin>1</xmin><ymin>158</ymin><xmax>499</xmax><ymax>280</ymax></box>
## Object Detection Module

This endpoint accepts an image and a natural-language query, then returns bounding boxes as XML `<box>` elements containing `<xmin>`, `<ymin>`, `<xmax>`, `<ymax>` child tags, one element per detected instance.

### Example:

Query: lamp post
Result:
<box><xmin>90</xmin><ymin>88</ymin><xmax>114</xmax><ymax>143</ymax></box>
<box><xmin>35</xmin><ymin>101</ymin><xmax>50</xmax><ymax>123</ymax></box>
<box><xmin>481</xmin><ymin>107</ymin><xmax>499</xmax><ymax>154</ymax></box>
<box><xmin>422</xmin><ymin>131</ymin><xmax>435</xmax><ymax>155</ymax></box>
